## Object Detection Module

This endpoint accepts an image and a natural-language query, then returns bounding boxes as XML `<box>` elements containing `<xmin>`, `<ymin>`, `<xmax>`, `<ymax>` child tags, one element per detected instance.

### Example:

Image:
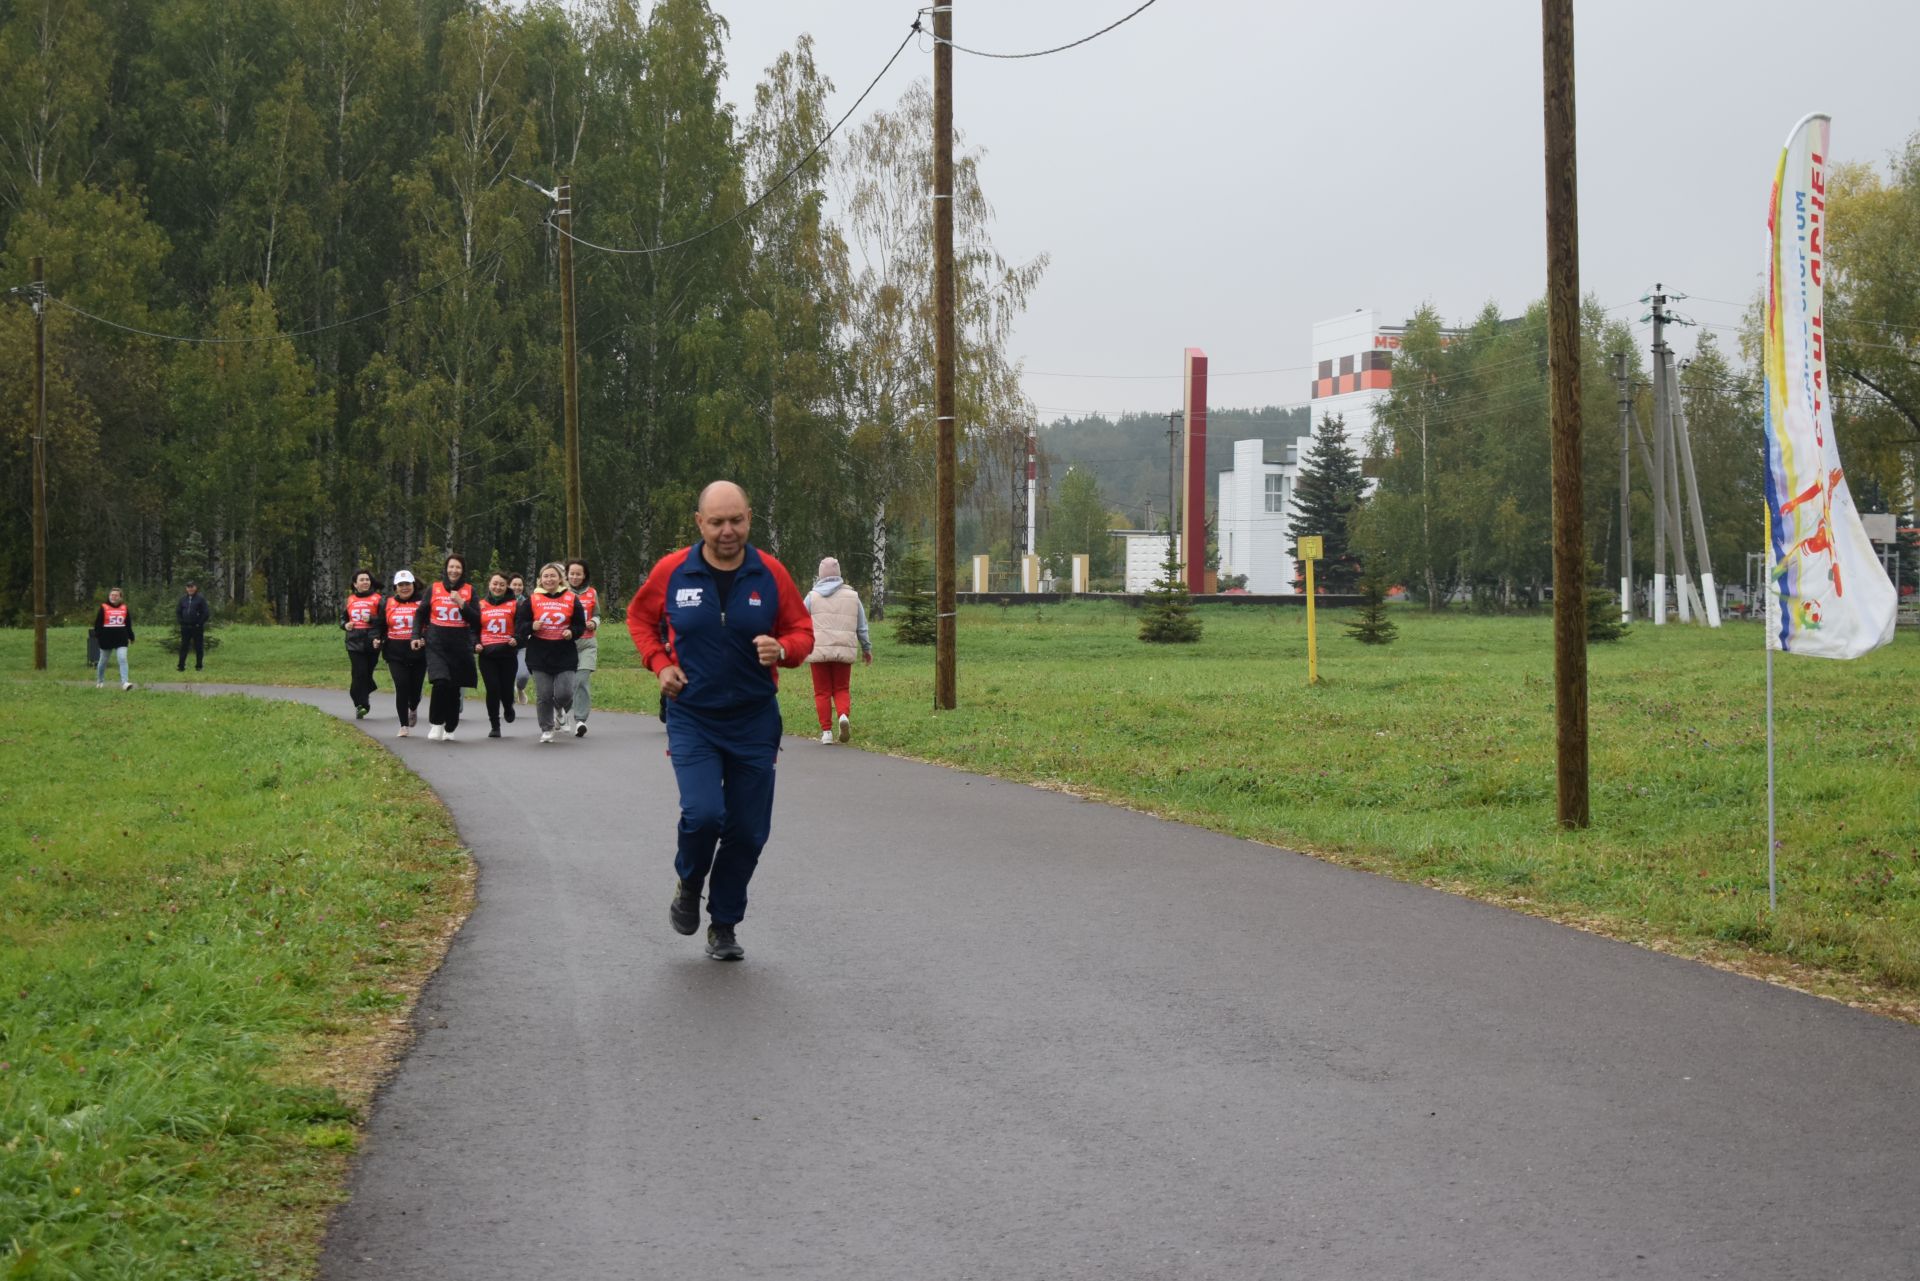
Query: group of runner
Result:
<box><xmin>341</xmin><ymin>555</ymin><xmax>601</xmax><ymax>744</ymax></box>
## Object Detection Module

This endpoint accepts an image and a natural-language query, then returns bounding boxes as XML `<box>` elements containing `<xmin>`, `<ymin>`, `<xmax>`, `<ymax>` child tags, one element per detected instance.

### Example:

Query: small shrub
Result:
<box><xmin>1139</xmin><ymin>542</ymin><xmax>1201</xmax><ymax>644</ymax></box>
<box><xmin>1345</xmin><ymin>570</ymin><xmax>1398</xmax><ymax>645</ymax></box>
<box><xmin>892</xmin><ymin>546</ymin><xmax>937</xmax><ymax>646</ymax></box>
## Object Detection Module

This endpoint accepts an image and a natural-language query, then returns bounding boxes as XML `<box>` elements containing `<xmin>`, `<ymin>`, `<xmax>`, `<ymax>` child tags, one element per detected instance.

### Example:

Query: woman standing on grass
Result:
<box><xmin>516</xmin><ymin>561</ymin><xmax>586</xmax><ymax>745</ymax></box>
<box><xmin>566</xmin><ymin>559</ymin><xmax>599</xmax><ymax>738</ymax></box>
<box><xmin>510</xmin><ymin>572</ymin><xmax>532</xmax><ymax>706</ymax></box>
<box><xmin>341</xmin><ymin>569</ymin><xmax>383</xmax><ymax>718</ymax></box>
<box><xmin>376</xmin><ymin>571</ymin><xmax>429</xmax><ymax>735</ymax></box>
<box><xmin>475</xmin><ymin>572</ymin><xmax>521</xmax><ymax>738</ymax></box>
<box><xmin>92</xmin><ymin>587</ymin><xmax>135</xmax><ymax>690</ymax></box>
<box><xmin>423</xmin><ymin>554</ymin><xmax>481</xmax><ymax>742</ymax></box>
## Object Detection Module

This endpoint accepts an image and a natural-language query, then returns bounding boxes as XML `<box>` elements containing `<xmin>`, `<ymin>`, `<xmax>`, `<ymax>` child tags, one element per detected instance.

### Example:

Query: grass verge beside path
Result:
<box><xmin>791</xmin><ymin>603</ymin><xmax>1918</xmax><ymax>1014</ymax></box>
<box><xmin>1</xmin><ymin>685</ymin><xmax>473</xmax><ymax>1280</ymax></box>
<box><xmin>6</xmin><ymin>609</ymin><xmax>1916</xmax><ymax>1014</ymax></box>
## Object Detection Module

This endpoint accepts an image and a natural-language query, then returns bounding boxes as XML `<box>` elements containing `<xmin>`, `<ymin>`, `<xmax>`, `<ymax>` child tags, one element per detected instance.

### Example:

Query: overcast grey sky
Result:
<box><xmin>704</xmin><ymin>0</ymin><xmax>1920</xmax><ymax>419</ymax></box>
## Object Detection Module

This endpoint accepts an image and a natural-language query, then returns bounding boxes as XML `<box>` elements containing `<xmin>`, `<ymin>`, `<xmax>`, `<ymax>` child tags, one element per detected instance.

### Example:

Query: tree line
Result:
<box><xmin>0</xmin><ymin>0</ymin><xmax>1043</xmax><ymax>624</ymax></box>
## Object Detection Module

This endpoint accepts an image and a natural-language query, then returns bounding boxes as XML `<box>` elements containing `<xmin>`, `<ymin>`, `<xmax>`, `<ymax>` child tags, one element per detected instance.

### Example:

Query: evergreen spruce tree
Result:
<box><xmin>1288</xmin><ymin>414</ymin><xmax>1366</xmax><ymax>593</ymax></box>
<box><xmin>1586</xmin><ymin>560</ymin><xmax>1630</xmax><ymax>643</ymax></box>
<box><xmin>892</xmin><ymin>546</ymin><xmax>937</xmax><ymax>645</ymax></box>
<box><xmin>1344</xmin><ymin>569</ymin><xmax>1398</xmax><ymax>645</ymax></box>
<box><xmin>1139</xmin><ymin>539</ymin><xmax>1202</xmax><ymax>643</ymax></box>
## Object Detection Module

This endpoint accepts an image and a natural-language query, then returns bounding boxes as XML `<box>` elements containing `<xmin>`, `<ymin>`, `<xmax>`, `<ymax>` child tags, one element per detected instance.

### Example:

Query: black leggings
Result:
<box><xmin>386</xmin><ymin>655</ymin><xmax>425</xmax><ymax>726</ymax></box>
<box><xmin>478</xmin><ymin>648</ymin><xmax>518</xmax><ymax>727</ymax></box>
<box><xmin>348</xmin><ymin>647</ymin><xmax>380</xmax><ymax>711</ymax></box>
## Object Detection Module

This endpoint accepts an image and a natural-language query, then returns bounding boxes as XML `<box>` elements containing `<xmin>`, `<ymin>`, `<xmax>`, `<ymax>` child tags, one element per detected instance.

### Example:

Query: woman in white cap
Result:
<box><xmin>373</xmin><ymin>570</ymin><xmax>429</xmax><ymax>735</ymax></box>
<box><xmin>802</xmin><ymin>557</ymin><xmax>871</xmax><ymax>744</ymax></box>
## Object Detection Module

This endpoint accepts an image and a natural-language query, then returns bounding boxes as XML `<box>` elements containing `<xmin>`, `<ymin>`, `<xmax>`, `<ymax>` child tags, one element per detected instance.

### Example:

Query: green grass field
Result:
<box><xmin>1</xmin><ymin>685</ymin><xmax>471</xmax><ymax>1280</ymax></box>
<box><xmin>7</xmin><ymin>605</ymin><xmax>1917</xmax><ymax>1011</ymax></box>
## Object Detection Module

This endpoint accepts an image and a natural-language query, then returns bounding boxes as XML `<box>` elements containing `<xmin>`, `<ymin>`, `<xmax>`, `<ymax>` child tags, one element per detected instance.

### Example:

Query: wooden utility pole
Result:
<box><xmin>30</xmin><ymin>256</ymin><xmax>48</xmax><ymax>671</ymax></box>
<box><xmin>557</xmin><ymin>177</ymin><xmax>583</xmax><ymax>560</ymax></box>
<box><xmin>932</xmin><ymin>2</ymin><xmax>957</xmax><ymax>710</ymax></box>
<box><xmin>1541</xmin><ymin>0</ymin><xmax>1589</xmax><ymax>828</ymax></box>
<box><xmin>1614</xmin><ymin>352</ymin><xmax>1632</xmax><ymax>622</ymax></box>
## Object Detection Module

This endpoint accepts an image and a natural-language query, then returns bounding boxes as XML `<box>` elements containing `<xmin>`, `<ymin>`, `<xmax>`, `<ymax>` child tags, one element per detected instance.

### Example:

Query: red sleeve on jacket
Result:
<box><xmin>760</xmin><ymin>552</ymin><xmax>815</xmax><ymax>668</ymax></box>
<box><xmin>626</xmin><ymin>550</ymin><xmax>685</xmax><ymax>674</ymax></box>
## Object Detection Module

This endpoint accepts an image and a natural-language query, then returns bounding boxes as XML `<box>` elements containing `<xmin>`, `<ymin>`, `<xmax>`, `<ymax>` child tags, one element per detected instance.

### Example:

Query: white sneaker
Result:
<box><xmin>539</xmin><ymin>730</ymin><xmax>554</xmax><ymax>744</ymax></box>
<box><xmin>427</xmin><ymin>725</ymin><xmax>444</xmax><ymax>741</ymax></box>
<box><xmin>820</xmin><ymin>730</ymin><xmax>834</xmax><ymax>744</ymax></box>
<box><xmin>123</xmin><ymin>682</ymin><xmax>134</xmax><ymax>691</ymax></box>
<box><xmin>442</xmin><ymin>728</ymin><xmax>456</xmax><ymax>743</ymax></box>
<box><xmin>397</xmin><ymin>725</ymin><xmax>410</xmax><ymax>738</ymax></box>
<box><xmin>837</xmin><ymin>713</ymin><xmax>850</xmax><ymax>743</ymax></box>
<box><xmin>574</xmin><ymin>721</ymin><xmax>587</xmax><ymax>738</ymax></box>
<box><xmin>96</xmin><ymin>681</ymin><xmax>105</xmax><ymax>689</ymax></box>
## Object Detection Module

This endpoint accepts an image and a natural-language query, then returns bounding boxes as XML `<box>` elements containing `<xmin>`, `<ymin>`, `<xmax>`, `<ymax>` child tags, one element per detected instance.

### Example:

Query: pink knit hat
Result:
<box><xmin>818</xmin><ymin>557</ymin><xmax>841</xmax><ymax>578</ymax></box>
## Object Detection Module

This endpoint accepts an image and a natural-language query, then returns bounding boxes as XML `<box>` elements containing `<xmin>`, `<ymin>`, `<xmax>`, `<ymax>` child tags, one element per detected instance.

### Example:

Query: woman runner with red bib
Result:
<box><xmin>515</xmin><ymin>561</ymin><xmax>586</xmax><ymax>744</ymax></box>
<box><xmin>565</xmin><ymin>559</ymin><xmax>599</xmax><ymax>737</ymax></box>
<box><xmin>475</xmin><ymin>571</ymin><xmax>521</xmax><ymax>738</ymax></box>
<box><xmin>341</xmin><ymin>569</ymin><xmax>383</xmax><ymax>718</ymax></box>
<box><xmin>374</xmin><ymin>571</ymin><xmax>429</xmax><ymax>736</ymax></box>
<box><xmin>423</xmin><ymin>554</ymin><xmax>481</xmax><ymax>742</ymax></box>
<box><xmin>92</xmin><ymin>588</ymin><xmax>135</xmax><ymax>689</ymax></box>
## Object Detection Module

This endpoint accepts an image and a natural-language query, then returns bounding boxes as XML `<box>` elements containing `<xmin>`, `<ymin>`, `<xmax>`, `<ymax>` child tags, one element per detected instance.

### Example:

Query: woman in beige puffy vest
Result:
<box><xmin>803</xmin><ymin>557</ymin><xmax>872</xmax><ymax>743</ymax></box>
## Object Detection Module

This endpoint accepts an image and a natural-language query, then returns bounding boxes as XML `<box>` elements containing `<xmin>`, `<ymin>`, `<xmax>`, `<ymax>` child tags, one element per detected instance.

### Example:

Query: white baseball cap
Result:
<box><xmin>392</xmin><ymin>570</ymin><xmax>416</xmax><ymax>584</ymax></box>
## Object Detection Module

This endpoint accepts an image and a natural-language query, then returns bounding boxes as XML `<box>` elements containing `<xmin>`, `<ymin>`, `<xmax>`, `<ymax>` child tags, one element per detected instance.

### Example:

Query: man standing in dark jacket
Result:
<box><xmin>176</xmin><ymin>581</ymin><xmax>211</xmax><ymax>671</ymax></box>
<box><xmin>627</xmin><ymin>480</ymin><xmax>813</xmax><ymax>961</ymax></box>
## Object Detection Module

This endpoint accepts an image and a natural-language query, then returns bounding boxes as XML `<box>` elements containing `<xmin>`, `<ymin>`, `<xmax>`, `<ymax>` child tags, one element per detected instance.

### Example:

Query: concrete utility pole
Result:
<box><xmin>1541</xmin><ymin>0</ymin><xmax>1589</xmax><ymax>828</ymax></box>
<box><xmin>1667</xmin><ymin>357</ymin><xmax>1721</xmax><ymax>625</ymax></box>
<box><xmin>556</xmin><ymin>177</ymin><xmax>583</xmax><ymax>561</ymax></box>
<box><xmin>932</xmin><ymin>1</ymin><xmax>957</xmax><ymax>710</ymax></box>
<box><xmin>1614</xmin><ymin>352</ymin><xmax>1633</xmax><ymax>622</ymax></box>
<box><xmin>1650</xmin><ymin>287</ymin><xmax>1671</xmax><ymax>624</ymax></box>
<box><xmin>30</xmin><ymin>256</ymin><xmax>48</xmax><ymax>671</ymax></box>
<box><xmin>1025</xmin><ymin>426</ymin><xmax>1037</xmax><ymax>557</ymax></box>
<box><xmin>1166</xmin><ymin>410</ymin><xmax>1182</xmax><ymax>544</ymax></box>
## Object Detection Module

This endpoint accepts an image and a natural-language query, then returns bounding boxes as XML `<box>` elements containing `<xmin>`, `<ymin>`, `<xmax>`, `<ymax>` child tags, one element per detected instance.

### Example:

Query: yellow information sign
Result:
<box><xmin>1301</xmin><ymin>536</ymin><xmax>1323</xmax><ymax>684</ymax></box>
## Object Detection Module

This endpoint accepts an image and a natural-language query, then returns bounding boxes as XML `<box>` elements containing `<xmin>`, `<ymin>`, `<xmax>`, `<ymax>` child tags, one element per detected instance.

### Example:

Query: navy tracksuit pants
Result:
<box><xmin>666</xmin><ymin>698</ymin><xmax>783</xmax><ymax>925</ymax></box>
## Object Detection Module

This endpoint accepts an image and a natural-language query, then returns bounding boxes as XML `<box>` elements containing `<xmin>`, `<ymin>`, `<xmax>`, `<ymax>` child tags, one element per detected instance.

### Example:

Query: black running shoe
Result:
<box><xmin>487</xmin><ymin>725</ymin><xmax>501</xmax><ymax>738</ymax></box>
<box><xmin>669</xmin><ymin>880</ymin><xmax>701</xmax><ymax>935</ymax></box>
<box><xmin>705</xmin><ymin>923</ymin><xmax>744</xmax><ymax>961</ymax></box>
<box><xmin>504</xmin><ymin>704</ymin><xmax>515</xmax><ymax>724</ymax></box>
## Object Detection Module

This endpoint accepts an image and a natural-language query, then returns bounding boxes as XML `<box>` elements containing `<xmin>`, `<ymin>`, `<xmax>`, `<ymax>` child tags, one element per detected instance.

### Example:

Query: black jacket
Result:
<box><xmin>177</xmin><ymin>593</ymin><xmax>211</xmax><ymax>628</ymax></box>
<box><xmin>515</xmin><ymin>590</ymin><xmax>588</xmax><ymax>674</ymax></box>
<box><xmin>341</xmin><ymin>591</ymin><xmax>384</xmax><ymax>653</ymax></box>
<box><xmin>374</xmin><ymin>594</ymin><xmax>429</xmax><ymax>665</ymax></box>
<box><xmin>93</xmin><ymin>602</ymin><xmax>134</xmax><ymax>649</ymax></box>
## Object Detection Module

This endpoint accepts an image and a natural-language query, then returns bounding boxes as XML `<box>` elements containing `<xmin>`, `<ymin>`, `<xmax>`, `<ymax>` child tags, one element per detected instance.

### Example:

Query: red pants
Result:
<box><xmin>809</xmin><ymin>661</ymin><xmax>852</xmax><ymax>730</ymax></box>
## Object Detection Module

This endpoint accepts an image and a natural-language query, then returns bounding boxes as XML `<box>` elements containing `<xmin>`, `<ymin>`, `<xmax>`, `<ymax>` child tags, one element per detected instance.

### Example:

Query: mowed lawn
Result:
<box><xmin>7</xmin><ymin>604</ymin><xmax>1917</xmax><ymax>1008</ymax></box>
<box><xmin>1</xmin><ymin>686</ymin><xmax>471</xmax><ymax>1280</ymax></box>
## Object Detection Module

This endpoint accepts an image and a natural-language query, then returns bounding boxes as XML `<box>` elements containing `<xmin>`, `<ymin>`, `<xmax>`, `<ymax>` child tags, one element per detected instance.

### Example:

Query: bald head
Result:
<box><xmin>694</xmin><ymin>480</ymin><xmax>752</xmax><ymax>569</ymax></box>
<box><xmin>697</xmin><ymin>479</ymin><xmax>750</xmax><ymax>514</ymax></box>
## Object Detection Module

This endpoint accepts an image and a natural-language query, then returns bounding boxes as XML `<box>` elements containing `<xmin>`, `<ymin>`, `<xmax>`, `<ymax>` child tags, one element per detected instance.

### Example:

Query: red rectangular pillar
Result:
<box><xmin>1182</xmin><ymin>348</ymin><xmax>1208</xmax><ymax>594</ymax></box>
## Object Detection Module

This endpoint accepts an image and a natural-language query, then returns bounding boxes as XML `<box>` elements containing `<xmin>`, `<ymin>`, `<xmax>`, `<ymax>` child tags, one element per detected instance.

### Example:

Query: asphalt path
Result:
<box><xmin>183</xmin><ymin>684</ymin><xmax>1919</xmax><ymax>1280</ymax></box>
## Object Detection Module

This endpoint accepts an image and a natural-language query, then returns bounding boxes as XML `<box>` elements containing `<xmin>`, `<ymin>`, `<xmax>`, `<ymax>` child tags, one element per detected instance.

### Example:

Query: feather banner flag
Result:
<box><xmin>1763</xmin><ymin>113</ymin><xmax>1897</xmax><ymax>658</ymax></box>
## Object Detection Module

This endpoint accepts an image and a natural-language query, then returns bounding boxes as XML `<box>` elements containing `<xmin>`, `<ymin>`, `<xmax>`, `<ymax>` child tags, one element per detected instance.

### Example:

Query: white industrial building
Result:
<box><xmin>1216</xmin><ymin>438</ymin><xmax>1303</xmax><ymax>594</ymax></box>
<box><xmin>1309</xmin><ymin>308</ymin><xmax>1404</xmax><ymax>440</ymax></box>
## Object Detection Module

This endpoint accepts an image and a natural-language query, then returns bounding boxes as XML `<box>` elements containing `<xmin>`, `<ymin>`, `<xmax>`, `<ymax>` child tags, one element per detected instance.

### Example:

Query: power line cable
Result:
<box><xmin>1018</xmin><ymin>299</ymin><xmax>1644</xmax><ymax>383</ymax></box>
<box><xmin>929</xmin><ymin>0</ymin><xmax>1162</xmax><ymax>59</ymax></box>
<box><xmin>41</xmin><ymin>225</ymin><xmax>538</xmax><ymax>345</ymax></box>
<box><xmin>553</xmin><ymin>22</ymin><xmax>918</xmax><ymax>258</ymax></box>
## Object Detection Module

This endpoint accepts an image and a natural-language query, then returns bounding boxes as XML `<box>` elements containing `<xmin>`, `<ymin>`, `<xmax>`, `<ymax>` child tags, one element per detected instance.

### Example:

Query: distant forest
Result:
<box><xmin>1040</xmin><ymin>405</ymin><xmax>1312</xmax><ymax>528</ymax></box>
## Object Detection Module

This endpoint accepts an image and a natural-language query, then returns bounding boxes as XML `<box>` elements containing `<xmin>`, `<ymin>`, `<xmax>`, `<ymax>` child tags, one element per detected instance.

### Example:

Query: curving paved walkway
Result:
<box><xmin>185</xmin><ymin>685</ymin><xmax>1919</xmax><ymax>1280</ymax></box>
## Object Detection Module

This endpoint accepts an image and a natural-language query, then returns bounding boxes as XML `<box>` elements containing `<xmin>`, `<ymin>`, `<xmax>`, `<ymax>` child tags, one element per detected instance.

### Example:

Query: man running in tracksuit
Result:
<box><xmin>627</xmin><ymin>480</ymin><xmax>814</xmax><ymax>961</ymax></box>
